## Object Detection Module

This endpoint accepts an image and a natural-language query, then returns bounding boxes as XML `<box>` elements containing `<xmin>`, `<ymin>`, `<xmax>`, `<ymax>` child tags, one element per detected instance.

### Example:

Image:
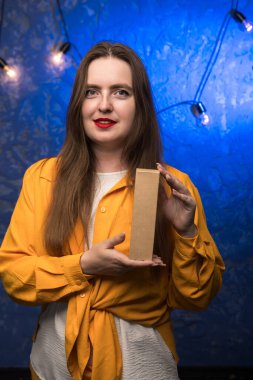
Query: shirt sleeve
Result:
<box><xmin>0</xmin><ymin>164</ymin><xmax>92</xmax><ymax>306</ymax></box>
<box><xmin>167</xmin><ymin>175</ymin><xmax>225</xmax><ymax>311</ymax></box>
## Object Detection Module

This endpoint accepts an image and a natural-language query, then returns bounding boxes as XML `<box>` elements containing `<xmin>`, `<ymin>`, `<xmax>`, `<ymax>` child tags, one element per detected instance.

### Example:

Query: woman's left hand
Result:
<box><xmin>156</xmin><ymin>163</ymin><xmax>197</xmax><ymax>238</ymax></box>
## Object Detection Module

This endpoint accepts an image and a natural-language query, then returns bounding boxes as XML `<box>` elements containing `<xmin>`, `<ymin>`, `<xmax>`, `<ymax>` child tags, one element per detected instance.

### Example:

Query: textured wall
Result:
<box><xmin>0</xmin><ymin>0</ymin><xmax>253</xmax><ymax>368</ymax></box>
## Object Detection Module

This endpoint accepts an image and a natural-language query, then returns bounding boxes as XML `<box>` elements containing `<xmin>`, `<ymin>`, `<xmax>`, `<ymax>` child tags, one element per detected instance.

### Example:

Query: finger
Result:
<box><xmin>152</xmin><ymin>254</ymin><xmax>164</xmax><ymax>261</ymax></box>
<box><xmin>124</xmin><ymin>258</ymin><xmax>156</xmax><ymax>267</ymax></box>
<box><xmin>152</xmin><ymin>262</ymin><xmax>167</xmax><ymax>267</ymax></box>
<box><xmin>156</xmin><ymin>163</ymin><xmax>171</xmax><ymax>185</ymax></box>
<box><xmin>102</xmin><ymin>233</ymin><xmax>126</xmax><ymax>249</ymax></box>
<box><xmin>152</xmin><ymin>256</ymin><xmax>163</xmax><ymax>262</ymax></box>
<box><xmin>125</xmin><ymin>258</ymin><xmax>166</xmax><ymax>268</ymax></box>
<box><xmin>157</xmin><ymin>163</ymin><xmax>190</xmax><ymax>195</ymax></box>
<box><xmin>152</xmin><ymin>256</ymin><xmax>166</xmax><ymax>266</ymax></box>
<box><xmin>172</xmin><ymin>189</ymin><xmax>196</xmax><ymax>207</ymax></box>
<box><xmin>169</xmin><ymin>176</ymin><xmax>189</xmax><ymax>195</ymax></box>
<box><xmin>156</xmin><ymin>162</ymin><xmax>168</xmax><ymax>176</ymax></box>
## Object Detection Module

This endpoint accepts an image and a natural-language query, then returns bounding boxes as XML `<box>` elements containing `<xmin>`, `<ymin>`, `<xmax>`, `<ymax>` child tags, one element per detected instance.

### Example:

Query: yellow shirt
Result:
<box><xmin>0</xmin><ymin>158</ymin><xmax>225</xmax><ymax>380</ymax></box>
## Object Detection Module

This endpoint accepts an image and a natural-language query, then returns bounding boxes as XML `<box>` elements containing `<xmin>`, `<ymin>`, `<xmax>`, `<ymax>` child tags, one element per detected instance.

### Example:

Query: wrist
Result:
<box><xmin>80</xmin><ymin>251</ymin><xmax>91</xmax><ymax>274</ymax></box>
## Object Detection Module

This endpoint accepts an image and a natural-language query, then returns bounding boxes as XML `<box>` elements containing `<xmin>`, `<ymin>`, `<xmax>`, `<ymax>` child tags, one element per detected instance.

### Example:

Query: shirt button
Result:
<box><xmin>100</xmin><ymin>206</ymin><xmax>106</xmax><ymax>213</ymax></box>
<box><xmin>76</xmin><ymin>280</ymin><xmax>82</xmax><ymax>286</ymax></box>
<box><xmin>80</xmin><ymin>293</ymin><xmax>86</xmax><ymax>298</ymax></box>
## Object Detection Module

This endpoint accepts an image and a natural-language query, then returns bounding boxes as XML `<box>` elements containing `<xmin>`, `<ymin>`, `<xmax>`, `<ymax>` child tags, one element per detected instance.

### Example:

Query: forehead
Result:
<box><xmin>86</xmin><ymin>57</ymin><xmax>133</xmax><ymax>85</ymax></box>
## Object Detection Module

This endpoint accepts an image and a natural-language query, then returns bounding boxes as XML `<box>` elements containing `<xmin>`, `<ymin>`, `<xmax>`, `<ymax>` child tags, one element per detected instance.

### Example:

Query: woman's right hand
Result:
<box><xmin>80</xmin><ymin>233</ymin><xmax>165</xmax><ymax>276</ymax></box>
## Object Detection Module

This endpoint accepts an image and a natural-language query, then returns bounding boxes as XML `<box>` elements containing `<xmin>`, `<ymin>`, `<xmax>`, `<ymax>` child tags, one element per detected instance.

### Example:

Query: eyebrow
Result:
<box><xmin>86</xmin><ymin>83</ymin><xmax>133</xmax><ymax>91</ymax></box>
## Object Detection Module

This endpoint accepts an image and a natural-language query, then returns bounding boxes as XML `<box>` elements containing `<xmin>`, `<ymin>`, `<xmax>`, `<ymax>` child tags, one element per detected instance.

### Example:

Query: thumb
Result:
<box><xmin>102</xmin><ymin>233</ymin><xmax>126</xmax><ymax>249</ymax></box>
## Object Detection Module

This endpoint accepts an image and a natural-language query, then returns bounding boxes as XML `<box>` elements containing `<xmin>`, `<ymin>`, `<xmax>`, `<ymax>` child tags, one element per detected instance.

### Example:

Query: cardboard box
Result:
<box><xmin>129</xmin><ymin>169</ymin><xmax>160</xmax><ymax>260</ymax></box>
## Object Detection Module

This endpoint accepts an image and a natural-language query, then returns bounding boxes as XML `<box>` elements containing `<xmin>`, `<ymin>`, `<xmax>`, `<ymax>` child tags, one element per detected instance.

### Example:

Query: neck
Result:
<box><xmin>93</xmin><ymin>145</ymin><xmax>127</xmax><ymax>173</ymax></box>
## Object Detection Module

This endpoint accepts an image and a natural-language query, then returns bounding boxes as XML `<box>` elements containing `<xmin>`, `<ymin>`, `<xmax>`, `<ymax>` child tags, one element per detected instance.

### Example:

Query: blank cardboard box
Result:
<box><xmin>129</xmin><ymin>169</ymin><xmax>160</xmax><ymax>260</ymax></box>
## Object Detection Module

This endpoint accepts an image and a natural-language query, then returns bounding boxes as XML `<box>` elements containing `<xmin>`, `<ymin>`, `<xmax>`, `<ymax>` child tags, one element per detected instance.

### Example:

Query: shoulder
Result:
<box><xmin>24</xmin><ymin>157</ymin><xmax>58</xmax><ymax>183</ymax></box>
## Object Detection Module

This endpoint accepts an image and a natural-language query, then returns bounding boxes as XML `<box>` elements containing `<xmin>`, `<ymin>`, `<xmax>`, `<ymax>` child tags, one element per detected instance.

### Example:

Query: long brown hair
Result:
<box><xmin>44</xmin><ymin>41</ymin><xmax>172</xmax><ymax>264</ymax></box>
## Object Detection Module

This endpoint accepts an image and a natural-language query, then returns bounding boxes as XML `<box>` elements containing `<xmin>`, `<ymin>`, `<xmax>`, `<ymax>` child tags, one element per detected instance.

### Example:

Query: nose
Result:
<box><xmin>98</xmin><ymin>93</ymin><xmax>113</xmax><ymax>114</ymax></box>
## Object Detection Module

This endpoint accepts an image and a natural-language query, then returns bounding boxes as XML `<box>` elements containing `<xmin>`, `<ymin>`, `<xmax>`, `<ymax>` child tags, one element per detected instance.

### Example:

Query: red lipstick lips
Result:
<box><xmin>94</xmin><ymin>118</ymin><xmax>117</xmax><ymax>128</ymax></box>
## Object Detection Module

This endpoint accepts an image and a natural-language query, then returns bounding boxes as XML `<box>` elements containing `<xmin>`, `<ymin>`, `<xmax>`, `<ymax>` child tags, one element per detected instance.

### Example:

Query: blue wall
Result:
<box><xmin>0</xmin><ymin>0</ymin><xmax>253</xmax><ymax>367</ymax></box>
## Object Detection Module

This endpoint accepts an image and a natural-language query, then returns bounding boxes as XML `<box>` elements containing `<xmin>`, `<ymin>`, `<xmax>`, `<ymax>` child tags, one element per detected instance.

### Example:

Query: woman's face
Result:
<box><xmin>81</xmin><ymin>57</ymin><xmax>135</xmax><ymax>152</ymax></box>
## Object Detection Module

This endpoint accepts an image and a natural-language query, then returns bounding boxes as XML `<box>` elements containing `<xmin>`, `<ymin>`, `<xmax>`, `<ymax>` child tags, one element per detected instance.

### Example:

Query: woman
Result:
<box><xmin>0</xmin><ymin>42</ymin><xmax>225</xmax><ymax>380</ymax></box>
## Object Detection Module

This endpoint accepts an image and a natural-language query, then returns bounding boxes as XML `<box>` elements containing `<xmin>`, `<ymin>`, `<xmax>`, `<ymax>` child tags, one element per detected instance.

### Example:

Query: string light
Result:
<box><xmin>191</xmin><ymin>102</ymin><xmax>210</xmax><ymax>126</ymax></box>
<box><xmin>0</xmin><ymin>57</ymin><xmax>17</xmax><ymax>79</ymax></box>
<box><xmin>0</xmin><ymin>1</ymin><xmax>19</xmax><ymax>82</ymax></box>
<box><xmin>50</xmin><ymin>0</ymin><xmax>82</xmax><ymax>67</ymax></box>
<box><xmin>0</xmin><ymin>0</ymin><xmax>251</xmax><ymax>122</ymax></box>
<box><xmin>158</xmin><ymin>1</ymin><xmax>252</xmax><ymax>126</ymax></box>
<box><xmin>50</xmin><ymin>41</ymin><xmax>71</xmax><ymax>66</ymax></box>
<box><xmin>230</xmin><ymin>9</ymin><xmax>253</xmax><ymax>32</ymax></box>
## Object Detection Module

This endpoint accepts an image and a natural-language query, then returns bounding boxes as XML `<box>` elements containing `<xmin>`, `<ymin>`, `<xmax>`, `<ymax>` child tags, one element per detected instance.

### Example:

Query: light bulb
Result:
<box><xmin>199</xmin><ymin>112</ymin><xmax>210</xmax><ymax>126</ymax></box>
<box><xmin>5</xmin><ymin>66</ymin><xmax>17</xmax><ymax>78</ymax></box>
<box><xmin>0</xmin><ymin>57</ymin><xmax>18</xmax><ymax>79</ymax></box>
<box><xmin>190</xmin><ymin>102</ymin><xmax>210</xmax><ymax>126</ymax></box>
<box><xmin>243</xmin><ymin>19</ymin><xmax>253</xmax><ymax>33</ymax></box>
<box><xmin>51</xmin><ymin>42</ymin><xmax>71</xmax><ymax>66</ymax></box>
<box><xmin>230</xmin><ymin>9</ymin><xmax>253</xmax><ymax>33</ymax></box>
<box><xmin>51</xmin><ymin>51</ymin><xmax>64</xmax><ymax>65</ymax></box>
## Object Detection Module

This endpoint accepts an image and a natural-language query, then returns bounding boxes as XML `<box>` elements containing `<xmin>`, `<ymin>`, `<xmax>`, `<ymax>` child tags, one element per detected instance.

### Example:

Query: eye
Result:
<box><xmin>85</xmin><ymin>88</ymin><xmax>98</xmax><ymax>98</ymax></box>
<box><xmin>114</xmin><ymin>89</ymin><xmax>130</xmax><ymax>97</ymax></box>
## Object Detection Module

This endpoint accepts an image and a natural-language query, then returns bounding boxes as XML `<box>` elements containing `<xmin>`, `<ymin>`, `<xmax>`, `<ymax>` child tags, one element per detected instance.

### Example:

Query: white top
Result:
<box><xmin>30</xmin><ymin>171</ymin><xmax>179</xmax><ymax>380</ymax></box>
<box><xmin>86</xmin><ymin>170</ymin><xmax>128</xmax><ymax>249</ymax></box>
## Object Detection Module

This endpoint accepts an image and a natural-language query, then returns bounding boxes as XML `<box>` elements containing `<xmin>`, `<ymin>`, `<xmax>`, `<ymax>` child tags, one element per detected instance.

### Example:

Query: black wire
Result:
<box><xmin>56</xmin><ymin>0</ymin><xmax>70</xmax><ymax>42</ymax></box>
<box><xmin>71</xmin><ymin>43</ymin><xmax>83</xmax><ymax>60</ymax></box>
<box><xmin>158</xmin><ymin>6</ymin><xmax>233</xmax><ymax>115</ymax></box>
<box><xmin>231</xmin><ymin>0</ymin><xmax>239</xmax><ymax>10</ymax></box>
<box><xmin>197</xmin><ymin>16</ymin><xmax>231</xmax><ymax>101</ymax></box>
<box><xmin>55</xmin><ymin>0</ymin><xmax>83</xmax><ymax>63</ymax></box>
<box><xmin>197</xmin><ymin>13</ymin><xmax>232</xmax><ymax>101</ymax></box>
<box><xmin>194</xmin><ymin>12</ymin><xmax>231</xmax><ymax>101</ymax></box>
<box><xmin>157</xmin><ymin>100</ymin><xmax>194</xmax><ymax>114</ymax></box>
<box><xmin>231</xmin><ymin>0</ymin><xmax>237</xmax><ymax>9</ymax></box>
<box><xmin>50</xmin><ymin>0</ymin><xmax>62</xmax><ymax>37</ymax></box>
<box><xmin>0</xmin><ymin>0</ymin><xmax>5</xmax><ymax>49</ymax></box>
